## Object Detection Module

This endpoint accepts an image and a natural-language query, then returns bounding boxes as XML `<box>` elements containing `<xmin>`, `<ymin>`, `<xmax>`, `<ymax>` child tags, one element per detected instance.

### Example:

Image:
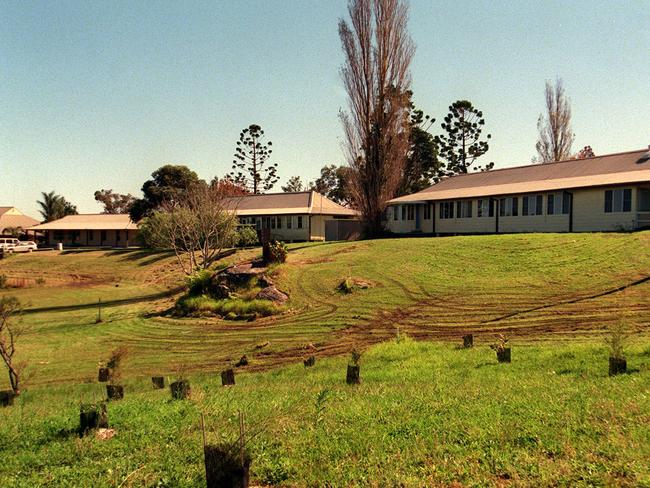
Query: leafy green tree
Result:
<box><xmin>281</xmin><ymin>176</ymin><xmax>305</xmax><ymax>193</ymax></box>
<box><xmin>435</xmin><ymin>100</ymin><xmax>493</xmax><ymax>175</ymax></box>
<box><xmin>399</xmin><ymin>95</ymin><xmax>443</xmax><ymax>195</ymax></box>
<box><xmin>129</xmin><ymin>165</ymin><xmax>203</xmax><ymax>221</ymax></box>
<box><xmin>310</xmin><ymin>165</ymin><xmax>351</xmax><ymax>205</ymax></box>
<box><xmin>229</xmin><ymin>125</ymin><xmax>279</xmax><ymax>194</ymax></box>
<box><xmin>37</xmin><ymin>191</ymin><xmax>78</xmax><ymax>223</ymax></box>
<box><xmin>94</xmin><ymin>189</ymin><xmax>136</xmax><ymax>214</ymax></box>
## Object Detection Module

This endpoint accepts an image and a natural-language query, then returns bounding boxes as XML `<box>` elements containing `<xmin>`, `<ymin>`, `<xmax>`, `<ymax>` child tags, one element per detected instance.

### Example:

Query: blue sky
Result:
<box><xmin>1</xmin><ymin>0</ymin><xmax>649</xmax><ymax>217</ymax></box>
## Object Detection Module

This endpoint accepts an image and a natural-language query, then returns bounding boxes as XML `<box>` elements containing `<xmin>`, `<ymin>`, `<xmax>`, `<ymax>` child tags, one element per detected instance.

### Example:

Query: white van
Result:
<box><xmin>0</xmin><ymin>238</ymin><xmax>19</xmax><ymax>253</ymax></box>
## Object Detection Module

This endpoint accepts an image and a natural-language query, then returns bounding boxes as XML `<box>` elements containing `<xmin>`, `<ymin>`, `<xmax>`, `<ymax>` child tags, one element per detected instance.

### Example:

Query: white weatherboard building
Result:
<box><xmin>386</xmin><ymin>148</ymin><xmax>650</xmax><ymax>235</ymax></box>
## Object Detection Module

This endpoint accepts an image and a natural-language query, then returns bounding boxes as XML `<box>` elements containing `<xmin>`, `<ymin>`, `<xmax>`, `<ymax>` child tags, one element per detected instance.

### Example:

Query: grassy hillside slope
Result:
<box><xmin>0</xmin><ymin>232</ymin><xmax>648</xmax><ymax>386</ymax></box>
<box><xmin>0</xmin><ymin>233</ymin><xmax>649</xmax><ymax>486</ymax></box>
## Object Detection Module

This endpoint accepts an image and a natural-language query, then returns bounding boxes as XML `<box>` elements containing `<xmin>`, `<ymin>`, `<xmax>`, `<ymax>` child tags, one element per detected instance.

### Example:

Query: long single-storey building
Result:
<box><xmin>27</xmin><ymin>191</ymin><xmax>358</xmax><ymax>247</ymax></box>
<box><xmin>229</xmin><ymin>191</ymin><xmax>358</xmax><ymax>241</ymax></box>
<box><xmin>30</xmin><ymin>214</ymin><xmax>139</xmax><ymax>247</ymax></box>
<box><xmin>386</xmin><ymin>148</ymin><xmax>650</xmax><ymax>235</ymax></box>
<box><xmin>0</xmin><ymin>207</ymin><xmax>39</xmax><ymax>236</ymax></box>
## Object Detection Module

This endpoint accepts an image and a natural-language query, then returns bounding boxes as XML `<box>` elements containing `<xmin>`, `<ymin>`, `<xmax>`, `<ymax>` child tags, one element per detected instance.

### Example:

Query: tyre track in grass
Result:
<box><xmin>244</xmin><ymin>274</ymin><xmax>650</xmax><ymax>372</ymax></box>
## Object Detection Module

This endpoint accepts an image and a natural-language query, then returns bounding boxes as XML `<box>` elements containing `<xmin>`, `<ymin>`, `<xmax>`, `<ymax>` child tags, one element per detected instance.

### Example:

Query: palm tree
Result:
<box><xmin>37</xmin><ymin>191</ymin><xmax>78</xmax><ymax>223</ymax></box>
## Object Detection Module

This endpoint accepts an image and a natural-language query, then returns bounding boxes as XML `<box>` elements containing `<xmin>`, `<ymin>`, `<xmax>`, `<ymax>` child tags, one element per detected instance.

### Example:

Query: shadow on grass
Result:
<box><xmin>105</xmin><ymin>249</ymin><xmax>176</xmax><ymax>266</ymax></box>
<box><xmin>21</xmin><ymin>286</ymin><xmax>185</xmax><ymax>315</ymax></box>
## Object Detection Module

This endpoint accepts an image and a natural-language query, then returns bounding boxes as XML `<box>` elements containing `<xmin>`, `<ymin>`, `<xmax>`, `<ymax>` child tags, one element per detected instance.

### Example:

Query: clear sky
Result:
<box><xmin>1</xmin><ymin>0</ymin><xmax>649</xmax><ymax>217</ymax></box>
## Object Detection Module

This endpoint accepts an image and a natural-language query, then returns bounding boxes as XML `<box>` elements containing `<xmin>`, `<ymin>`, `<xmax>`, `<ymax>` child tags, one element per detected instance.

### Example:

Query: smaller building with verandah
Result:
<box><xmin>29</xmin><ymin>214</ymin><xmax>139</xmax><ymax>247</ymax></box>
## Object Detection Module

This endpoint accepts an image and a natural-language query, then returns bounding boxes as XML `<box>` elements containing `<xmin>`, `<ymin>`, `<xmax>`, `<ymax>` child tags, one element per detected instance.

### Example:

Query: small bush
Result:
<box><xmin>175</xmin><ymin>295</ymin><xmax>281</xmax><ymax>319</ymax></box>
<box><xmin>186</xmin><ymin>269</ymin><xmax>215</xmax><ymax>296</ymax></box>
<box><xmin>490</xmin><ymin>334</ymin><xmax>509</xmax><ymax>353</ymax></box>
<box><xmin>337</xmin><ymin>277</ymin><xmax>354</xmax><ymax>294</ymax></box>
<box><xmin>35</xmin><ymin>277</ymin><xmax>46</xmax><ymax>286</ymax></box>
<box><xmin>236</xmin><ymin>226</ymin><xmax>259</xmax><ymax>247</ymax></box>
<box><xmin>0</xmin><ymin>275</ymin><xmax>7</xmax><ymax>289</ymax></box>
<box><xmin>604</xmin><ymin>323</ymin><xmax>630</xmax><ymax>360</ymax></box>
<box><xmin>263</xmin><ymin>240</ymin><xmax>288</xmax><ymax>264</ymax></box>
<box><xmin>337</xmin><ymin>277</ymin><xmax>371</xmax><ymax>294</ymax></box>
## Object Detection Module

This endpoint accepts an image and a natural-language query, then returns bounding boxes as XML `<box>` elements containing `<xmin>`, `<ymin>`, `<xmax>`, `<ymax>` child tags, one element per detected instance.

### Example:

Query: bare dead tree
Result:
<box><xmin>339</xmin><ymin>0</ymin><xmax>414</xmax><ymax>236</ymax></box>
<box><xmin>155</xmin><ymin>185</ymin><xmax>239</xmax><ymax>275</ymax></box>
<box><xmin>0</xmin><ymin>297</ymin><xmax>25</xmax><ymax>395</ymax></box>
<box><xmin>535</xmin><ymin>79</ymin><xmax>575</xmax><ymax>163</ymax></box>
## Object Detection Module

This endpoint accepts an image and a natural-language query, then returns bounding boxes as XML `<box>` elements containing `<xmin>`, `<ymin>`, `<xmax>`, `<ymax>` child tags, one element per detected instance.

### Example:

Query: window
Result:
<box><xmin>522</xmin><ymin>195</ymin><xmax>543</xmax><ymax>216</ymax></box>
<box><xmin>115</xmin><ymin>231</ymin><xmax>120</xmax><ymax>242</ymax></box>
<box><xmin>423</xmin><ymin>204</ymin><xmax>431</xmax><ymax>220</ymax></box>
<box><xmin>477</xmin><ymin>199</ymin><xmax>495</xmax><ymax>218</ymax></box>
<box><xmin>605</xmin><ymin>189</ymin><xmax>632</xmax><ymax>213</ymax></box>
<box><xmin>407</xmin><ymin>205</ymin><xmax>415</xmax><ymax>220</ymax></box>
<box><xmin>499</xmin><ymin>197</ymin><xmax>518</xmax><ymax>217</ymax></box>
<box><xmin>101</xmin><ymin>230</ymin><xmax>107</xmax><ymax>242</ymax></box>
<box><xmin>547</xmin><ymin>193</ymin><xmax>570</xmax><ymax>215</ymax></box>
<box><xmin>402</xmin><ymin>205</ymin><xmax>407</xmax><ymax>220</ymax></box>
<box><xmin>276</xmin><ymin>216</ymin><xmax>282</xmax><ymax>229</ymax></box>
<box><xmin>439</xmin><ymin>201</ymin><xmax>454</xmax><ymax>219</ymax></box>
<box><xmin>287</xmin><ymin>216</ymin><xmax>292</xmax><ymax>229</ymax></box>
<box><xmin>88</xmin><ymin>230</ymin><xmax>94</xmax><ymax>241</ymax></box>
<box><xmin>456</xmin><ymin>200</ymin><xmax>472</xmax><ymax>218</ymax></box>
<box><xmin>54</xmin><ymin>230</ymin><xmax>64</xmax><ymax>241</ymax></box>
<box><xmin>297</xmin><ymin>216</ymin><xmax>303</xmax><ymax>229</ymax></box>
<box><xmin>270</xmin><ymin>218</ymin><xmax>276</xmax><ymax>230</ymax></box>
<box><xmin>393</xmin><ymin>206</ymin><xmax>399</xmax><ymax>220</ymax></box>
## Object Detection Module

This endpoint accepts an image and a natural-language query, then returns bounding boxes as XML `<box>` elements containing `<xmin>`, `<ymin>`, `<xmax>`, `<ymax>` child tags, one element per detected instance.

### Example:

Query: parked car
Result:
<box><xmin>0</xmin><ymin>238</ymin><xmax>19</xmax><ymax>253</ymax></box>
<box><xmin>14</xmin><ymin>241</ymin><xmax>38</xmax><ymax>252</ymax></box>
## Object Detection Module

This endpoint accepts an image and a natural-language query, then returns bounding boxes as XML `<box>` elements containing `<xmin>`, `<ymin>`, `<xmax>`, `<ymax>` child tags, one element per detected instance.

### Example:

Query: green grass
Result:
<box><xmin>0</xmin><ymin>233</ymin><xmax>649</xmax><ymax>485</ymax></box>
<box><xmin>175</xmin><ymin>295</ymin><xmax>281</xmax><ymax>319</ymax></box>
<box><xmin>1</xmin><ymin>339</ymin><xmax>649</xmax><ymax>486</ymax></box>
<box><xmin>0</xmin><ymin>233</ymin><xmax>648</xmax><ymax>386</ymax></box>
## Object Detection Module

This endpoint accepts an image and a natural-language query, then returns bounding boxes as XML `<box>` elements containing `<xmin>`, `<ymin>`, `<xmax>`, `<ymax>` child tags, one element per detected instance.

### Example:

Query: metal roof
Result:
<box><xmin>388</xmin><ymin>148</ymin><xmax>650</xmax><ymax>203</ymax></box>
<box><xmin>29</xmin><ymin>214</ymin><xmax>138</xmax><ymax>231</ymax></box>
<box><xmin>226</xmin><ymin>191</ymin><xmax>358</xmax><ymax>216</ymax></box>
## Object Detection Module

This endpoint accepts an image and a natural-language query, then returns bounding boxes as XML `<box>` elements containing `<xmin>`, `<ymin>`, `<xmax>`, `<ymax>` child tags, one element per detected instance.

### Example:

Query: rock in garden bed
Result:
<box><xmin>255</xmin><ymin>286</ymin><xmax>288</xmax><ymax>303</ymax></box>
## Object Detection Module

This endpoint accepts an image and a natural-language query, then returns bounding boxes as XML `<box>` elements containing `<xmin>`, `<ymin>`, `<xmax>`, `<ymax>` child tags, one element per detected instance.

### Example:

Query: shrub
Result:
<box><xmin>263</xmin><ymin>240</ymin><xmax>287</xmax><ymax>264</ymax></box>
<box><xmin>236</xmin><ymin>226</ymin><xmax>259</xmax><ymax>247</ymax></box>
<box><xmin>186</xmin><ymin>269</ymin><xmax>216</xmax><ymax>296</ymax></box>
<box><xmin>604</xmin><ymin>323</ymin><xmax>630</xmax><ymax>360</ymax></box>
<box><xmin>337</xmin><ymin>277</ymin><xmax>354</xmax><ymax>294</ymax></box>
<box><xmin>175</xmin><ymin>295</ymin><xmax>281</xmax><ymax>319</ymax></box>
<box><xmin>350</xmin><ymin>349</ymin><xmax>361</xmax><ymax>366</ymax></box>
<box><xmin>0</xmin><ymin>275</ymin><xmax>7</xmax><ymax>289</ymax></box>
<box><xmin>106</xmin><ymin>346</ymin><xmax>128</xmax><ymax>383</ymax></box>
<box><xmin>490</xmin><ymin>334</ymin><xmax>509</xmax><ymax>353</ymax></box>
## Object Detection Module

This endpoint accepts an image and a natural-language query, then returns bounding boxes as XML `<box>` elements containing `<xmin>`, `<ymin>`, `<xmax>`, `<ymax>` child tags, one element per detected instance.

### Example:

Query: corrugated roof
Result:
<box><xmin>388</xmin><ymin>148</ymin><xmax>650</xmax><ymax>203</ymax></box>
<box><xmin>226</xmin><ymin>191</ymin><xmax>358</xmax><ymax>216</ymax></box>
<box><xmin>29</xmin><ymin>214</ymin><xmax>138</xmax><ymax>231</ymax></box>
<box><xmin>0</xmin><ymin>207</ymin><xmax>40</xmax><ymax>232</ymax></box>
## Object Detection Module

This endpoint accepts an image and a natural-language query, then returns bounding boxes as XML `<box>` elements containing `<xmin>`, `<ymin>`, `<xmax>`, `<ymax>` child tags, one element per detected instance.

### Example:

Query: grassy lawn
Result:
<box><xmin>1</xmin><ymin>339</ymin><xmax>649</xmax><ymax>486</ymax></box>
<box><xmin>0</xmin><ymin>233</ymin><xmax>649</xmax><ymax>486</ymax></box>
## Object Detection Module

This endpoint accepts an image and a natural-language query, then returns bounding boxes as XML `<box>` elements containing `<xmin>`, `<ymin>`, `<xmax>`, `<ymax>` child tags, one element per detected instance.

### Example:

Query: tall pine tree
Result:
<box><xmin>435</xmin><ymin>100</ymin><xmax>493</xmax><ymax>175</ymax></box>
<box><xmin>229</xmin><ymin>124</ymin><xmax>279</xmax><ymax>194</ymax></box>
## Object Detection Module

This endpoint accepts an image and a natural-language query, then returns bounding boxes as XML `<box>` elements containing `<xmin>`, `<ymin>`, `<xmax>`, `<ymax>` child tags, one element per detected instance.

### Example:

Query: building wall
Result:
<box><xmin>46</xmin><ymin>229</ymin><xmax>138</xmax><ymax>247</ymax></box>
<box><xmin>387</xmin><ymin>186</ymin><xmax>643</xmax><ymax>235</ymax></box>
<box><xmin>386</xmin><ymin>204</ymin><xmax>434</xmax><ymax>234</ymax></box>
<box><xmin>239</xmin><ymin>214</ymin><xmax>356</xmax><ymax>242</ymax></box>
<box><xmin>573</xmin><ymin>187</ymin><xmax>637</xmax><ymax>231</ymax></box>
